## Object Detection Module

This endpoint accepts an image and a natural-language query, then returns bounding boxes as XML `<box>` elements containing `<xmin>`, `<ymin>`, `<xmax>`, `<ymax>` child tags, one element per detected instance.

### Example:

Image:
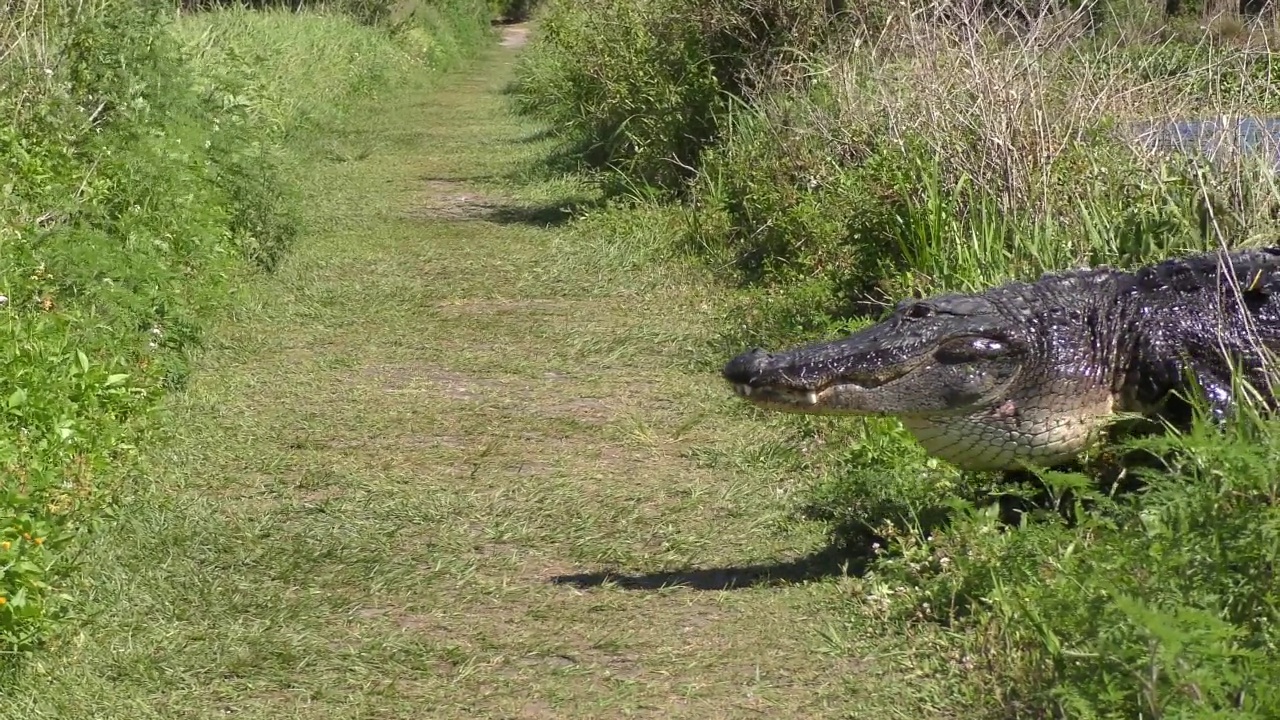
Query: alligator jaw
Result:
<box><xmin>722</xmin><ymin>302</ymin><xmax>1036</xmax><ymax>421</ymax></box>
<box><xmin>721</xmin><ymin>333</ymin><xmax>938</xmax><ymax>415</ymax></box>
<box><xmin>731</xmin><ymin>382</ymin><xmax>826</xmax><ymax>411</ymax></box>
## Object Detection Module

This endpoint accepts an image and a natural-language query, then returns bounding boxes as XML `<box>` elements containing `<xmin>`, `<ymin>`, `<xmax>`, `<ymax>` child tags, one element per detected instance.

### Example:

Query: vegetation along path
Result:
<box><xmin>3</xmin><ymin>27</ymin><xmax>880</xmax><ymax>719</ymax></box>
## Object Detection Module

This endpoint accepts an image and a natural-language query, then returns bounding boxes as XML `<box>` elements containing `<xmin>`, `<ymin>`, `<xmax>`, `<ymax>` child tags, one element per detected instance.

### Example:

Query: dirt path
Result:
<box><xmin>1</xmin><ymin>29</ymin><xmax>866</xmax><ymax>719</ymax></box>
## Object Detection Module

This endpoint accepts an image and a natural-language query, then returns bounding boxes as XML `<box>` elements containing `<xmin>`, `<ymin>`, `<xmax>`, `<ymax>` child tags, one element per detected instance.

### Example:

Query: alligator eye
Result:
<box><xmin>906</xmin><ymin>303</ymin><xmax>933</xmax><ymax>319</ymax></box>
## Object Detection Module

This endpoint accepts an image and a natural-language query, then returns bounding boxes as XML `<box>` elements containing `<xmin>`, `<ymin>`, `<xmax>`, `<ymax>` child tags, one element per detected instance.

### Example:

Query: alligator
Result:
<box><xmin>722</xmin><ymin>247</ymin><xmax>1280</xmax><ymax>472</ymax></box>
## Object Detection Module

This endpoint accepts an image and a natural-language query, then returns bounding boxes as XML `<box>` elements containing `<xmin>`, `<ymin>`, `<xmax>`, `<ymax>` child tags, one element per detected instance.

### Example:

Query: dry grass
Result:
<box><xmin>808</xmin><ymin>2</ymin><xmax>1280</xmax><ymax>216</ymax></box>
<box><xmin>689</xmin><ymin>0</ymin><xmax>1280</xmax><ymax>303</ymax></box>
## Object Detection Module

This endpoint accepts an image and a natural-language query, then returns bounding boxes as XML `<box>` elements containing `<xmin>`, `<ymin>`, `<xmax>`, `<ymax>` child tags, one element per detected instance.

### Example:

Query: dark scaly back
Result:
<box><xmin>976</xmin><ymin>263</ymin><xmax>1132</xmax><ymax>402</ymax></box>
<box><xmin>1115</xmin><ymin>246</ymin><xmax>1280</xmax><ymax>417</ymax></box>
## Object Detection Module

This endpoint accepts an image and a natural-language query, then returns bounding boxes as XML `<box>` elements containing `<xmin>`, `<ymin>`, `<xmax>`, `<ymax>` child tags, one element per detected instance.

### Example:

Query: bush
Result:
<box><xmin>513</xmin><ymin>0</ymin><xmax>847</xmax><ymax>196</ymax></box>
<box><xmin>491</xmin><ymin>0</ymin><xmax>538</xmax><ymax>21</ymax></box>
<box><xmin>0</xmin><ymin>0</ymin><xmax>493</xmax><ymax>663</ymax></box>
<box><xmin>0</xmin><ymin>0</ymin><xmax>239</xmax><ymax>652</ymax></box>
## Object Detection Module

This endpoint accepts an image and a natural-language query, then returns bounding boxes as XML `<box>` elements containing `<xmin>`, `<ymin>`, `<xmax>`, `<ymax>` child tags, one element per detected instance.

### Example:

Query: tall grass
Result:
<box><xmin>681</xmin><ymin>3</ymin><xmax>1280</xmax><ymax>348</ymax></box>
<box><xmin>512</xmin><ymin>0</ymin><xmax>845</xmax><ymax>195</ymax></box>
<box><xmin>177</xmin><ymin>1</ymin><xmax>493</xmax><ymax>140</ymax></box>
<box><xmin>0</xmin><ymin>0</ymin><xmax>492</xmax><ymax>668</ymax></box>
<box><xmin>517</xmin><ymin>0</ymin><xmax>1280</xmax><ymax>715</ymax></box>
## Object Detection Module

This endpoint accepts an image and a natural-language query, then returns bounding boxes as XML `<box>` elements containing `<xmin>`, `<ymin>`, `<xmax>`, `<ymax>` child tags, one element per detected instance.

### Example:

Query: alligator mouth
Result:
<box><xmin>722</xmin><ymin>335</ymin><xmax>956</xmax><ymax>416</ymax></box>
<box><xmin>729</xmin><ymin>380</ymin><xmax>869</xmax><ymax>411</ymax></box>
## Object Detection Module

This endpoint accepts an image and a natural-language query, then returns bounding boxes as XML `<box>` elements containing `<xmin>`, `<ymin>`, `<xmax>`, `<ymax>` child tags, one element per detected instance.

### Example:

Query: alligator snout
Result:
<box><xmin>722</xmin><ymin>347</ymin><xmax>771</xmax><ymax>386</ymax></box>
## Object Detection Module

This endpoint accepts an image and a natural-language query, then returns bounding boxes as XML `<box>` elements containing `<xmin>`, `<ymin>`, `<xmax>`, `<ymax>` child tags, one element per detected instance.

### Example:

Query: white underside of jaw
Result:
<box><xmin>900</xmin><ymin>395</ymin><xmax>1117</xmax><ymax>471</ymax></box>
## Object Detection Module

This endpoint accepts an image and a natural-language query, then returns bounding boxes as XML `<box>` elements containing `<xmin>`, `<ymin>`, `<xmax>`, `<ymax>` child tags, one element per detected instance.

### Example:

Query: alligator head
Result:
<box><xmin>722</xmin><ymin>294</ymin><xmax>1030</xmax><ymax>418</ymax></box>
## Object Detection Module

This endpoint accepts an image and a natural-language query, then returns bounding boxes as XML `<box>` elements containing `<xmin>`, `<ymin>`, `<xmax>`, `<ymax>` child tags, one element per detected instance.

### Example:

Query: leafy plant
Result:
<box><xmin>0</xmin><ymin>0</ymin><xmax>495</xmax><ymax>664</ymax></box>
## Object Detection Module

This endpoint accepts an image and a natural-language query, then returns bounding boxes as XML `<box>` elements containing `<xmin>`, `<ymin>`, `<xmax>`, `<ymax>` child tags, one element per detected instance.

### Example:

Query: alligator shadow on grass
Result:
<box><xmin>551</xmin><ymin>450</ymin><xmax>1170</xmax><ymax>593</ymax></box>
<box><xmin>411</xmin><ymin>176</ymin><xmax>600</xmax><ymax>228</ymax></box>
<box><xmin>550</xmin><ymin>520</ymin><xmax>880</xmax><ymax>591</ymax></box>
<box><xmin>514</xmin><ymin>127</ymin><xmax>558</xmax><ymax>144</ymax></box>
<box><xmin>548</xmin><ymin>496</ymin><xmax>1064</xmax><ymax>593</ymax></box>
<box><xmin>485</xmin><ymin>201</ymin><xmax>598</xmax><ymax>228</ymax></box>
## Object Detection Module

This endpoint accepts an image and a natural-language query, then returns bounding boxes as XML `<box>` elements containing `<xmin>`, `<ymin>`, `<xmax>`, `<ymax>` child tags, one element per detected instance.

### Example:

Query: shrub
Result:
<box><xmin>0</xmin><ymin>0</ymin><xmax>493</xmax><ymax>663</ymax></box>
<box><xmin>513</xmin><ymin>0</ymin><xmax>847</xmax><ymax>195</ymax></box>
<box><xmin>491</xmin><ymin>0</ymin><xmax>538</xmax><ymax>22</ymax></box>
<box><xmin>0</xmin><ymin>0</ymin><xmax>242</xmax><ymax>653</ymax></box>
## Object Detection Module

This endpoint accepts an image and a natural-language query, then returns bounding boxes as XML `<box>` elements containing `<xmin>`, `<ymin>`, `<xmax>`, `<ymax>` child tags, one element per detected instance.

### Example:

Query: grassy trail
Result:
<box><xmin>2</xmin><ymin>29</ymin><xmax>871</xmax><ymax>719</ymax></box>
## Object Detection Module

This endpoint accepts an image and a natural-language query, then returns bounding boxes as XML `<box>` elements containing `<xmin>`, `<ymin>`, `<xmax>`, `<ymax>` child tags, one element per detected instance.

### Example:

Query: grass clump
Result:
<box><xmin>0</xmin><ymin>0</ymin><xmax>492</xmax><ymax>666</ymax></box>
<box><xmin>836</xmin><ymin>402</ymin><xmax>1280</xmax><ymax>716</ymax></box>
<box><xmin>513</xmin><ymin>0</ymin><xmax>845</xmax><ymax>196</ymax></box>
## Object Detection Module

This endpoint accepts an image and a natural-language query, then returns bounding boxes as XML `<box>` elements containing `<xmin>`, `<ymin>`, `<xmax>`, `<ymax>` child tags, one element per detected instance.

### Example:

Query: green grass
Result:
<box><xmin>0</xmin><ymin>0</ymin><xmax>492</xmax><ymax>681</ymax></box>
<box><xmin>14</xmin><ymin>3</ymin><xmax>1276</xmax><ymax>715</ymax></box>
<box><xmin>0</xmin><ymin>29</ymin><xmax>983</xmax><ymax>718</ymax></box>
<box><xmin>178</xmin><ymin>9</ymin><xmax>424</xmax><ymax>139</ymax></box>
<box><xmin>0</xmin><ymin>0</ymin><xmax>262</xmax><ymax>653</ymax></box>
<box><xmin>176</xmin><ymin>3</ymin><xmax>490</xmax><ymax>143</ymax></box>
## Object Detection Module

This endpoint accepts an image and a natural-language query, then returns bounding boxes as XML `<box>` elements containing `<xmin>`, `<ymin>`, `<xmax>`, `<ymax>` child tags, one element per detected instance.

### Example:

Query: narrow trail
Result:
<box><xmin>6</xmin><ymin>30</ymin><xmax>869</xmax><ymax>719</ymax></box>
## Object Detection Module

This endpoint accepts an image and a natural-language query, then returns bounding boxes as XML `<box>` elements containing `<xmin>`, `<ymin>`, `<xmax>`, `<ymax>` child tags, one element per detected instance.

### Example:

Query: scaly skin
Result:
<box><xmin>722</xmin><ymin>247</ymin><xmax>1280</xmax><ymax>471</ymax></box>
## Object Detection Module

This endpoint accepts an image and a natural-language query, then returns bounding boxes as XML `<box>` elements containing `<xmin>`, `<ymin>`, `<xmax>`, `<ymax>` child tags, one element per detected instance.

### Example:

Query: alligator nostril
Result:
<box><xmin>722</xmin><ymin>348</ymin><xmax>770</xmax><ymax>384</ymax></box>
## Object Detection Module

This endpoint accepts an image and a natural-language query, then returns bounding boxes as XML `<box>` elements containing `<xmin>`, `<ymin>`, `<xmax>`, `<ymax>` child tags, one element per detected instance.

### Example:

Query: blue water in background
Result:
<box><xmin>1130</xmin><ymin>117</ymin><xmax>1280</xmax><ymax>168</ymax></box>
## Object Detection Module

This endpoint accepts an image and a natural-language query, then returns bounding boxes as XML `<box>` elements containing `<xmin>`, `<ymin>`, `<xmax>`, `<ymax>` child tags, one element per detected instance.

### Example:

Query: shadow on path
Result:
<box><xmin>551</xmin><ymin>535</ymin><xmax>874</xmax><ymax>591</ymax></box>
<box><xmin>485</xmin><ymin>202</ymin><xmax>589</xmax><ymax>228</ymax></box>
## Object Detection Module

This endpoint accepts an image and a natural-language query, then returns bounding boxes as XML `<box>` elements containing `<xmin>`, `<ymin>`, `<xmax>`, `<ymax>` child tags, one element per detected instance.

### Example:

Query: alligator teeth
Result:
<box><xmin>806</xmin><ymin>390</ymin><xmax>819</xmax><ymax>405</ymax></box>
<box><xmin>736</xmin><ymin>384</ymin><xmax>753</xmax><ymax>397</ymax></box>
